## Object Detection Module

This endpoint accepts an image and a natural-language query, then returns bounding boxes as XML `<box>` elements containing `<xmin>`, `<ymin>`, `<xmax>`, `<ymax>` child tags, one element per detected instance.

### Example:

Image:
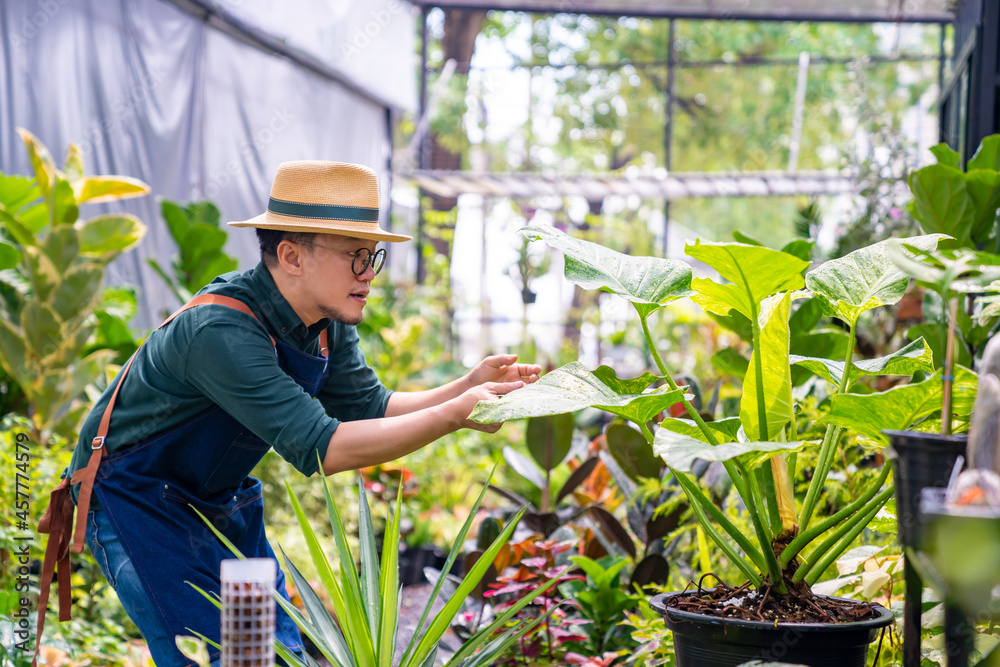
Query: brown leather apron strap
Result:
<box><xmin>33</xmin><ymin>293</ymin><xmax>278</xmax><ymax>661</ymax></box>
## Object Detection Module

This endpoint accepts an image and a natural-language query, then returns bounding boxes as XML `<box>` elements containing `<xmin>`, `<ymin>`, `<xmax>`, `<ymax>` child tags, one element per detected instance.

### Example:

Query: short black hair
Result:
<box><xmin>256</xmin><ymin>228</ymin><xmax>317</xmax><ymax>268</ymax></box>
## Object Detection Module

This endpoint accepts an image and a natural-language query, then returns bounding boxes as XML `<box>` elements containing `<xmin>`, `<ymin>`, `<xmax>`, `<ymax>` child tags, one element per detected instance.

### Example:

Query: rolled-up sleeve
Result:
<box><xmin>184</xmin><ymin>316</ymin><xmax>337</xmax><ymax>475</ymax></box>
<box><xmin>316</xmin><ymin>324</ymin><xmax>392</xmax><ymax>421</ymax></box>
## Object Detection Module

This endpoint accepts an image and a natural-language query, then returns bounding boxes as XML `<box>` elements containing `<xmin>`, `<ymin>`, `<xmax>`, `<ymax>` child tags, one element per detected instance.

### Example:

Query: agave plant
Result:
<box><xmin>193</xmin><ymin>466</ymin><xmax>558</xmax><ymax>666</ymax></box>
<box><xmin>471</xmin><ymin>225</ymin><xmax>971</xmax><ymax>597</ymax></box>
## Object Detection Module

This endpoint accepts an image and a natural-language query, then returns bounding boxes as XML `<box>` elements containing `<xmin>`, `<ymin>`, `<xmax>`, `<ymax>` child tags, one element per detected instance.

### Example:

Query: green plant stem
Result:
<box><xmin>796</xmin><ymin>486</ymin><xmax>893</xmax><ymax>586</ymax></box>
<box><xmin>794</xmin><ymin>486</ymin><xmax>893</xmax><ymax>584</ymax></box>
<box><xmin>639</xmin><ymin>311</ymin><xmax>750</xmax><ymax>503</ymax></box>
<box><xmin>673</xmin><ymin>469</ymin><xmax>763</xmax><ymax>587</ymax></box>
<box><xmin>780</xmin><ymin>465</ymin><xmax>890</xmax><ymax>569</ymax></box>
<box><xmin>738</xmin><ymin>462</ymin><xmax>786</xmax><ymax>593</ymax></box>
<box><xmin>757</xmin><ymin>466</ymin><xmax>781</xmax><ymax>534</ymax></box>
<box><xmin>798</xmin><ymin>319</ymin><xmax>857</xmax><ymax>533</ymax></box>
<box><xmin>673</xmin><ymin>469</ymin><xmax>766</xmax><ymax>572</ymax></box>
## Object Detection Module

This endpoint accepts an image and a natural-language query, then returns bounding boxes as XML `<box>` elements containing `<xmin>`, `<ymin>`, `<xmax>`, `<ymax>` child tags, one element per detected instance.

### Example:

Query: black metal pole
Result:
<box><xmin>662</xmin><ymin>18</ymin><xmax>675</xmax><ymax>258</ymax></box>
<box><xmin>944</xmin><ymin>601</ymin><xmax>972</xmax><ymax>667</ymax></box>
<box><xmin>938</xmin><ymin>22</ymin><xmax>946</xmax><ymax>100</ymax></box>
<box><xmin>903</xmin><ymin>556</ymin><xmax>923</xmax><ymax>667</ymax></box>
<box><xmin>415</xmin><ymin>6</ymin><xmax>430</xmax><ymax>284</ymax></box>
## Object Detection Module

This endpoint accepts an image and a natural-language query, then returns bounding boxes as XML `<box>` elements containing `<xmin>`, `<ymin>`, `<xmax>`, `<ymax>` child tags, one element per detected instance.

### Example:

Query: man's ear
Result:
<box><xmin>276</xmin><ymin>240</ymin><xmax>306</xmax><ymax>276</ymax></box>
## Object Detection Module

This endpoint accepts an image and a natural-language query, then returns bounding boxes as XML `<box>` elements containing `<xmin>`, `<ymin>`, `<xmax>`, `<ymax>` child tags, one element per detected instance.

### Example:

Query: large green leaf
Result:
<box><xmin>907</xmin><ymin>164</ymin><xmax>976</xmax><ymax>247</ymax></box>
<box><xmin>0</xmin><ymin>242</ymin><xmax>18</xmax><ymax>271</ymax></box>
<box><xmin>526</xmin><ymin>412</ymin><xmax>574</xmax><ymax>473</ymax></box>
<box><xmin>790</xmin><ymin>337</ymin><xmax>935</xmax><ymax>387</ymax></box>
<box><xmin>906</xmin><ymin>322</ymin><xmax>972</xmax><ymax>369</ymax></box>
<box><xmin>658</xmin><ymin>416</ymin><xmax>742</xmax><ymax>443</ymax></box>
<box><xmin>653</xmin><ymin>428</ymin><xmax>806</xmax><ymax>474</ymax></box>
<box><xmin>22</xmin><ymin>247</ymin><xmax>58</xmax><ymax>302</ymax></box>
<box><xmin>606</xmin><ymin>422</ymin><xmax>662</xmax><ymax>480</ymax></box>
<box><xmin>470</xmin><ymin>362</ymin><xmax>686</xmax><ymax>424</ymax></box>
<box><xmin>805</xmin><ymin>234</ymin><xmax>947</xmax><ymax>327</ymax></box>
<box><xmin>0</xmin><ymin>173</ymin><xmax>41</xmax><ymax>213</ymax></box>
<box><xmin>965</xmin><ymin>170</ymin><xmax>1000</xmax><ymax>245</ymax></box>
<box><xmin>820</xmin><ymin>367</ymin><xmax>978</xmax><ymax>444</ymax></box>
<box><xmin>51</xmin><ymin>178</ymin><xmax>79</xmax><ymax>225</ymax></box>
<box><xmin>51</xmin><ymin>265</ymin><xmax>103</xmax><ymax>321</ymax></box>
<box><xmin>887</xmin><ymin>242</ymin><xmax>1000</xmax><ymax>297</ymax></box>
<box><xmin>75</xmin><ymin>176</ymin><xmax>150</xmax><ymax>203</ymax></box>
<box><xmin>740</xmin><ymin>292</ymin><xmax>793</xmax><ymax>441</ymax></box>
<box><xmin>968</xmin><ymin>135</ymin><xmax>1000</xmax><ymax>172</ymax></box>
<box><xmin>21</xmin><ymin>301</ymin><xmax>61</xmax><ymax>357</ymax></box>
<box><xmin>40</xmin><ymin>226</ymin><xmax>80</xmax><ymax>273</ymax></box>
<box><xmin>16</xmin><ymin>128</ymin><xmax>56</xmax><ymax>197</ymax></box>
<box><xmin>930</xmin><ymin>143</ymin><xmax>962</xmax><ymax>169</ymax></box>
<box><xmin>0</xmin><ymin>317</ymin><xmax>27</xmax><ymax>385</ymax></box>
<box><xmin>686</xmin><ymin>240</ymin><xmax>808</xmax><ymax>320</ymax></box>
<box><xmin>520</xmin><ymin>224</ymin><xmax>694</xmax><ymax>318</ymax></box>
<box><xmin>77</xmin><ymin>214</ymin><xmax>146</xmax><ymax>255</ymax></box>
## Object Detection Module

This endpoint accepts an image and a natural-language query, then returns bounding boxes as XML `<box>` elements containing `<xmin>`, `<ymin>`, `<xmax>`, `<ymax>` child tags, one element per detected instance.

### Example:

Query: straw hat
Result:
<box><xmin>229</xmin><ymin>160</ymin><xmax>411</xmax><ymax>242</ymax></box>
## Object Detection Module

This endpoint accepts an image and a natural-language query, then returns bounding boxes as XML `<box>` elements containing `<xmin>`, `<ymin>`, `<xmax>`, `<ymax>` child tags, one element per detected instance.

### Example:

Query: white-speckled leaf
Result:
<box><xmin>820</xmin><ymin>366</ymin><xmax>978</xmax><ymax>444</ymax></box>
<box><xmin>652</xmin><ymin>428</ymin><xmax>807</xmax><ymax>474</ymax></box>
<box><xmin>805</xmin><ymin>234</ymin><xmax>947</xmax><ymax>326</ymax></box>
<box><xmin>658</xmin><ymin>417</ymin><xmax>742</xmax><ymax>444</ymax></box>
<box><xmin>521</xmin><ymin>225</ymin><xmax>693</xmax><ymax>318</ymax></box>
<box><xmin>790</xmin><ymin>337</ymin><xmax>935</xmax><ymax>387</ymax></box>
<box><xmin>686</xmin><ymin>240</ymin><xmax>808</xmax><ymax>320</ymax></box>
<box><xmin>469</xmin><ymin>362</ymin><xmax>687</xmax><ymax>424</ymax></box>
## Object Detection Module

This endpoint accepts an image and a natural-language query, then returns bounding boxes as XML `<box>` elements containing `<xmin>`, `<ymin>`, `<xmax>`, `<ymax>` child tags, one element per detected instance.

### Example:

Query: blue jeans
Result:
<box><xmin>86</xmin><ymin>509</ymin><xmax>223</xmax><ymax>667</ymax></box>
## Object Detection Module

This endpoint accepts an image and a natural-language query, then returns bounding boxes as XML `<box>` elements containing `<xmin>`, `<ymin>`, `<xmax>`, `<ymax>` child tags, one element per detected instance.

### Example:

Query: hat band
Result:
<box><xmin>267</xmin><ymin>197</ymin><xmax>379</xmax><ymax>222</ymax></box>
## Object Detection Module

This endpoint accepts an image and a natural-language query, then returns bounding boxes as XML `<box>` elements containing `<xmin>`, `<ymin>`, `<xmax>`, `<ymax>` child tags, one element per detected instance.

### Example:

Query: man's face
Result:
<box><xmin>296</xmin><ymin>235</ymin><xmax>379</xmax><ymax>326</ymax></box>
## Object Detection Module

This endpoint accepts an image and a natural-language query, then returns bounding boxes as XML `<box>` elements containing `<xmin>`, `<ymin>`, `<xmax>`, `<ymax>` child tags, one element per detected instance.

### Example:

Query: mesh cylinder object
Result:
<box><xmin>221</xmin><ymin>558</ymin><xmax>276</xmax><ymax>667</ymax></box>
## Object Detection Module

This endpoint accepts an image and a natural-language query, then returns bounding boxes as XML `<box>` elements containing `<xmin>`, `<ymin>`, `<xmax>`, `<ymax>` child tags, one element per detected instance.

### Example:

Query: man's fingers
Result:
<box><xmin>492</xmin><ymin>380</ymin><xmax>524</xmax><ymax>395</ymax></box>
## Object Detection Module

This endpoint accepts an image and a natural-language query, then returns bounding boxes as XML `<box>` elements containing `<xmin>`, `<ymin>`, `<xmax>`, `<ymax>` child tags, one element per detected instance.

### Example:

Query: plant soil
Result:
<box><xmin>663</xmin><ymin>574</ymin><xmax>880</xmax><ymax>624</ymax></box>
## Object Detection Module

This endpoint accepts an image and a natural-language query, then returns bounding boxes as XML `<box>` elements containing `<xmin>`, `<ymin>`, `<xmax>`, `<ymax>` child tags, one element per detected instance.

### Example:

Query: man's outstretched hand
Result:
<box><xmin>467</xmin><ymin>354</ymin><xmax>541</xmax><ymax>387</ymax></box>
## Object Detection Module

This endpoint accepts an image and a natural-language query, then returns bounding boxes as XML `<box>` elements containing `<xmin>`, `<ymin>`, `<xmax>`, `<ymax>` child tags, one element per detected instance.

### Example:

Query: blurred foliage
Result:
<box><xmin>0</xmin><ymin>129</ymin><xmax>147</xmax><ymax>445</ymax></box>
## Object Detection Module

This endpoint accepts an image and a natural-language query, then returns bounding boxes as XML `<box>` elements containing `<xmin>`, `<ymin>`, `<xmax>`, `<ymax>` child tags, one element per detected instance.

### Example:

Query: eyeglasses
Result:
<box><xmin>298</xmin><ymin>242</ymin><xmax>386</xmax><ymax>276</ymax></box>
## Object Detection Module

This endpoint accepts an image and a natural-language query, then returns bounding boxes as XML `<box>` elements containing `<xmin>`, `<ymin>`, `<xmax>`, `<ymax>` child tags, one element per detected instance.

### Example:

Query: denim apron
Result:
<box><xmin>35</xmin><ymin>294</ymin><xmax>329</xmax><ymax>667</ymax></box>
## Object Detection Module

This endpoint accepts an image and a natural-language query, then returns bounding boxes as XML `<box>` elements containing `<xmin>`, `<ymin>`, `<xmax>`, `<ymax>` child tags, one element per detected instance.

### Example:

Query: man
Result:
<box><xmin>36</xmin><ymin>161</ymin><xmax>539</xmax><ymax>667</ymax></box>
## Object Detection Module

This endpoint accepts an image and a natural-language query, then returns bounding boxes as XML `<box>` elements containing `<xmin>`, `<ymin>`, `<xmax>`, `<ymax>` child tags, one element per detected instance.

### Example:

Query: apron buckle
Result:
<box><xmin>92</xmin><ymin>436</ymin><xmax>105</xmax><ymax>449</ymax></box>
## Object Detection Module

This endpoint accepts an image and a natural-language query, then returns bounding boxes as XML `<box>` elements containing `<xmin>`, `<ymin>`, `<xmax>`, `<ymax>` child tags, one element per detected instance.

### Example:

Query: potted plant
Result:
<box><xmin>471</xmin><ymin>225</ymin><xmax>952</xmax><ymax>665</ymax></box>
<box><xmin>875</xmin><ymin>134</ymin><xmax>1000</xmax><ymax>552</ymax></box>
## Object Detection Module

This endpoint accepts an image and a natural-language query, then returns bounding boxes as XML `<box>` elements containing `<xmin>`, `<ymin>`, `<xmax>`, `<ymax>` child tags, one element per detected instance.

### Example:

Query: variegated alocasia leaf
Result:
<box><xmin>653</xmin><ymin>428</ymin><xmax>807</xmax><ymax>474</ymax></box>
<box><xmin>805</xmin><ymin>234</ymin><xmax>947</xmax><ymax>327</ymax></box>
<box><xmin>819</xmin><ymin>366</ymin><xmax>978</xmax><ymax>444</ymax></box>
<box><xmin>658</xmin><ymin>416</ymin><xmax>742</xmax><ymax>444</ymax></box>
<box><xmin>685</xmin><ymin>240</ymin><xmax>808</xmax><ymax>321</ymax></box>
<box><xmin>469</xmin><ymin>362</ymin><xmax>687</xmax><ymax>424</ymax></box>
<box><xmin>520</xmin><ymin>224</ymin><xmax>693</xmax><ymax>319</ymax></box>
<box><xmin>740</xmin><ymin>292</ymin><xmax>793</xmax><ymax>441</ymax></box>
<box><xmin>790</xmin><ymin>337</ymin><xmax>935</xmax><ymax>387</ymax></box>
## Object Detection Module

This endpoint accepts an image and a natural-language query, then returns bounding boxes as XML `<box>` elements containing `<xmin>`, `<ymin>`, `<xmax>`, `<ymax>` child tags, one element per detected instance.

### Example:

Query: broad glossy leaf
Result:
<box><xmin>502</xmin><ymin>446</ymin><xmax>546</xmax><ymax>490</ymax></box>
<box><xmin>820</xmin><ymin>367</ymin><xmax>978</xmax><ymax>444</ymax></box>
<box><xmin>22</xmin><ymin>247</ymin><xmax>58</xmax><ymax>302</ymax></box>
<box><xmin>708</xmin><ymin>308</ymin><xmax>753</xmax><ymax>341</ymax></box>
<box><xmin>907</xmin><ymin>323</ymin><xmax>972</xmax><ymax>369</ymax></box>
<box><xmin>0</xmin><ymin>242</ymin><xmax>18</xmax><ymax>270</ymax></box>
<box><xmin>21</xmin><ymin>301</ymin><xmax>61</xmax><ymax>356</ymax></box>
<box><xmin>52</xmin><ymin>178</ymin><xmax>78</xmax><ymax>225</ymax></box>
<box><xmin>40</xmin><ymin>226</ymin><xmax>79</xmax><ymax>273</ymax></box>
<box><xmin>526</xmin><ymin>413</ymin><xmax>574</xmax><ymax>473</ymax></box>
<box><xmin>887</xmin><ymin>242</ymin><xmax>1000</xmax><ymax>296</ymax></box>
<box><xmin>520</xmin><ymin>224</ymin><xmax>694</xmax><ymax>317</ymax></box>
<box><xmin>930</xmin><ymin>143</ymin><xmax>962</xmax><ymax>169</ymax></box>
<box><xmin>658</xmin><ymin>416</ymin><xmax>742</xmax><ymax>443</ymax></box>
<box><xmin>741</xmin><ymin>292</ymin><xmax>793</xmax><ymax>441</ymax></box>
<box><xmin>0</xmin><ymin>209</ymin><xmax>36</xmax><ymax>246</ymax></box>
<box><xmin>653</xmin><ymin>428</ymin><xmax>806</xmax><ymax>473</ymax></box>
<box><xmin>969</xmin><ymin>135</ymin><xmax>1000</xmax><ymax>172</ymax></box>
<box><xmin>51</xmin><ymin>265</ymin><xmax>103</xmax><ymax>321</ymax></box>
<box><xmin>0</xmin><ymin>317</ymin><xmax>28</xmax><ymax>385</ymax></box>
<box><xmin>161</xmin><ymin>200</ymin><xmax>191</xmax><ymax>241</ymax></box>
<box><xmin>806</xmin><ymin>234</ymin><xmax>947</xmax><ymax>326</ymax></box>
<box><xmin>790</xmin><ymin>337</ymin><xmax>935</xmax><ymax>387</ymax></box>
<box><xmin>711</xmin><ymin>346</ymin><xmax>749</xmax><ymax>377</ymax></box>
<box><xmin>781</xmin><ymin>238</ymin><xmax>814</xmax><ymax>262</ymax></box>
<box><xmin>75</xmin><ymin>176</ymin><xmax>150</xmax><ymax>203</ymax></box>
<box><xmin>606</xmin><ymin>422</ymin><xmax>661</xmax><ymax>480</ymax></box>
<box><xmin>966</xmin><ymin>170</ymin><xmax>1000</xmax><ymax>245</ymax></box>
<box><xmin>469</xmin><ymin>362</ymin><xmax>686</xmax><ymax>424</ymax></box>
<box><xmin>691</xmin><ymin>278</ymin><xmax>748</xmax><ymax>318</ymax></box>
<box><xmin>789</xmin><ymin>296</ymin><xmax>825</xmax><ymax>336</ymax></box>
<box><xmin>0</xmin><ymin>173</ymin><xmax>41</xmax><ymax>213</ymax></box>
<box><xmin>77</xmin><ymin>214</ymin><xmax>146</xmax><ymax>255</ymax></box>
<box><xmin>16</xmin><ymin>128</ymin><xmax>55</xmax><ymax>197</ymax></box>
<box><xmin>191</xmin><ymin>254</ymin><xmax>238</xmax><ymax>292</ymax></box>
<box><xmin>686</xmin><ymin>239</ymin><xmax>809</xmax><ymax>320</ymax></box>
<box><xmin>908</xmin><ymin>164</ymin><xmax>975</xmax><ymax>246</ymax></box>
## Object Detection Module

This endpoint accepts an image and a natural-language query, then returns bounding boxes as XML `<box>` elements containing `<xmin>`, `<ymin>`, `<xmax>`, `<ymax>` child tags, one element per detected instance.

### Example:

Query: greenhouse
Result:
<box><xmin>2</xmin><ymin>0</ymin><xmax>1000</xmax><ymax>666</ymax></box>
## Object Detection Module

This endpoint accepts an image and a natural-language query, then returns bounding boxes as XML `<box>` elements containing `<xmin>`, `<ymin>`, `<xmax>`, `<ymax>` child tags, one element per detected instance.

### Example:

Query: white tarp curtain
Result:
<box><xmin>1</xmin><ymin>0</ymin><xmax>410</xmax><ymax>327</ymax></box>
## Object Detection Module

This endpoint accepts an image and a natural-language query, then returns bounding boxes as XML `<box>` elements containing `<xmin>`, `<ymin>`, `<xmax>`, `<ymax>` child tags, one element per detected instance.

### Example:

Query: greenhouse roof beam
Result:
<box><xmin>406</xmin><ymin>169</ymin><xmax>858</xmax><ymax>200</ymax></box>
<box><xmin>409</xmin><ymin>0</ymin><xmax>953</xmax><ymax>24</ymax></box>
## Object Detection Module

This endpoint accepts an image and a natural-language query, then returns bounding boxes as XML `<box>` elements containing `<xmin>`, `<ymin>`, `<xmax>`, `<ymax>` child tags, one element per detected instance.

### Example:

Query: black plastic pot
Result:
<box><xmin>398</xmin><ymin>545</ymin><xmax>460</xmax><ymax>587</ymax></box>
<box><xmin>649</xmin><ymin>592</ymin><xmax>893</xmax><ymax>667</ymax></box>
<box><xmin>885</xmin><ymin>429</ymin><xmax>968</xmax><ymax>549</ymax></box>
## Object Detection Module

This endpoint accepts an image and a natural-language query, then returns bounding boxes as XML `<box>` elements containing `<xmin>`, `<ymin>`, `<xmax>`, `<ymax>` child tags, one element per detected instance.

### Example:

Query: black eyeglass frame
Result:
<box><xmin>297</xmin><ymin>241</ymin><xmax>386</xmax><ymax>276</ymax></box>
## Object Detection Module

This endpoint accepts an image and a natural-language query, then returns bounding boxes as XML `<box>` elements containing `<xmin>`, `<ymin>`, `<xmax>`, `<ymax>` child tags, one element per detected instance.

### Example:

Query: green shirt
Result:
<box><xmin>68</xmin><ymin>262</ymin><xmax>392</xmax><ymax>504</ymax></box>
